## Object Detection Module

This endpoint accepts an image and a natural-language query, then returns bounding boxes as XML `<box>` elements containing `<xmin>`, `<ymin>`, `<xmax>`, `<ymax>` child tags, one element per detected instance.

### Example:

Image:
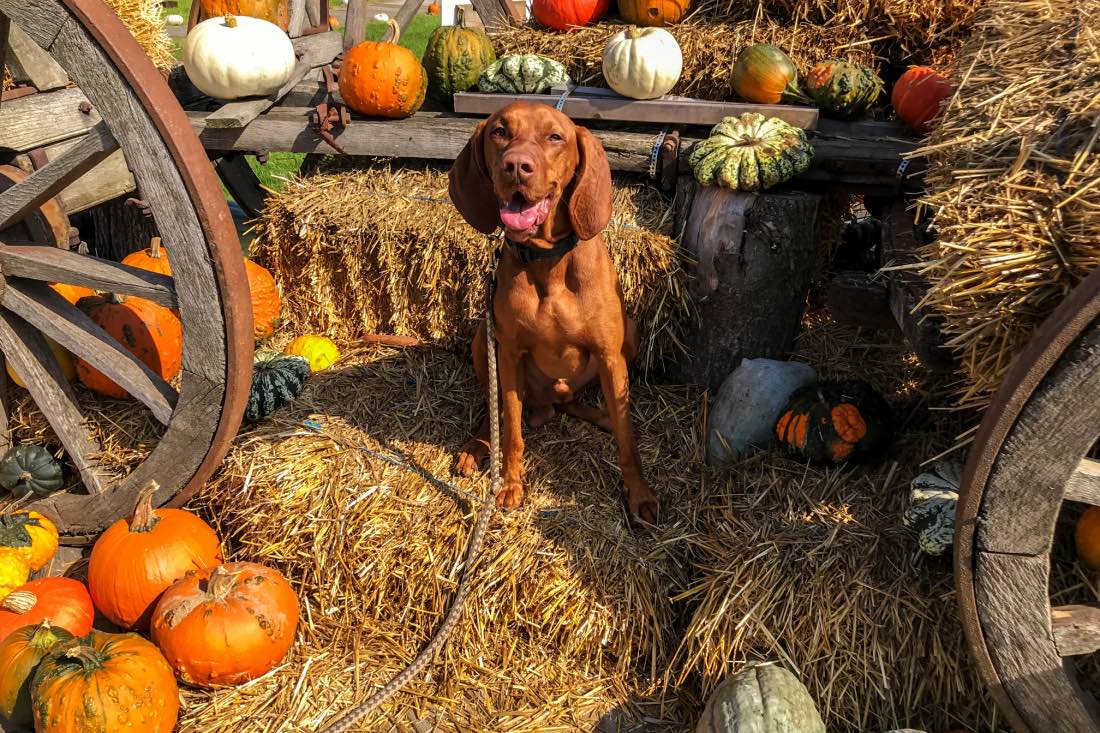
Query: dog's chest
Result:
<box><xmin>502</xmin><ymin>275</ymin><xmax>589</xmax><ymax>345</ymax></box>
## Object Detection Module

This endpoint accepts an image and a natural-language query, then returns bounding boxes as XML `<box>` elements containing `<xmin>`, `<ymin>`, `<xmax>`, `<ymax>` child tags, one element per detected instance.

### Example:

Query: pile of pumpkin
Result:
<box><xmin>0</xmin><ymin>488</ymin><xmax>298</xmax><ymax>732</ymax></box>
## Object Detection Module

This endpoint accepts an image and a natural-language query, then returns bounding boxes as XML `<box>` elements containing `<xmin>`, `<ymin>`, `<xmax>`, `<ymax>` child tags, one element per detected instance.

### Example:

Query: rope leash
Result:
<box><xmin>316</xmin><ymin>236</ymin><xmax>503</xmax><ymax>732</ymax></box>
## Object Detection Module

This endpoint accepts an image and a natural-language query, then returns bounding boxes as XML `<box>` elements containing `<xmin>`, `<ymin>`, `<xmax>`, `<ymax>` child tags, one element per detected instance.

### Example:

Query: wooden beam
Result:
<box><xmin>343</xmin><ymin>0</ymin><xmax>369</xmax><ymax>50</ymax></box>
<box><xmin>215</xmin><ymin>155</ymin><xmax>267</xmax><ymax>219</ymax></box>
<box><xmin>201</xmin><ymin>31</ymin><xmax>342</xmax><ymax>129</ymax></box>
<box><xmin>0</xmin><ymin>14</ymin><xmax>9</xmax><ymax>114</ymax></box>
<box><xmin>4</xmin><ymin>22</ymin><xmax>68</xmax><ymax>91</ymax></box>
<box><xmin>453</xmin><ymin>90</ymin><xmax>821</xmax><ymax>129</ymax></box>
<box><xmin>288</xmin><ymin>0</ymin><xmax>307</xmax><ymax>37</ymax></box>
<box><xmin>1053</xmin><ymin>604</ymin><xmax>1100</xmax><ymax>657</ymax></box>
<box><xmin>384</xmin><ymin>0</ymin><xmax>424</xmax><ymax>41</ymax></box>
<box><xmin>0</xmin><ymin>86</ymin><xmax>104</xmax><ymax>153</ymax></box>
<box><xmin>0</xmin><ymin>121</ymin><xmax>118</xmax><ymax>229</ymax></box>
<box><xmin>1066</xmin><ymin>458</ymin><xmax>1100</xmax><ymax>506</ymax></box>
<box><xmin>13</xmin><ymin>142</ymin><xmax>135</xmax><ymax>216</ymax></box>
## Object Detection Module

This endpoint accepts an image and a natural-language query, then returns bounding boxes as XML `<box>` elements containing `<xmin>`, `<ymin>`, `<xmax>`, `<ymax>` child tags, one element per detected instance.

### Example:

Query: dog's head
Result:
<box><xmin>448</xmin><ymin>102</ymin><xmax>612</xmax><ymax>243</ymax></box>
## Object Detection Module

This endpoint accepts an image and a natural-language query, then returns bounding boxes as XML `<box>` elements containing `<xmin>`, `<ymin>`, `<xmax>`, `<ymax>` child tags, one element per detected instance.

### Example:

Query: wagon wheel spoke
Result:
<box><xmin>1052</xmin><ymin>604</ymin><xmax>1100</xmax><ymax>657</ymax></box>
<box><xmin>0</xmin><ymin>351</ymin><xmax>9</xmax><ymax>451</ymax></box>
<box><xmin>0</xmin><ymin>309</ymin><xmax>105</xmax><ymax>494</ymax></box>
<box><xmin>1</xmin><ymin>280</ymin><xmax>177</xmax><ymax>424</ymax></box>
<box><xmin>0</xmin><ymin>243</ymin><xmax>177</xmax><ymax>308</ymax></box>
<box><xmin>0</xmin><ymin>122</ymin><xmax>119</xmax><ymax>231</ymax></box>
<box><xmin>1066</xmin><ymin>458</ymin><xmax>1100</xmax><ymax>506</ymax></box>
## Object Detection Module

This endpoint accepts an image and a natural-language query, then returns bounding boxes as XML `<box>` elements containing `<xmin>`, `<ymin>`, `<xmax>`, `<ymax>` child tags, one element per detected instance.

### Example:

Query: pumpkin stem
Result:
<box><xmin>150</xmin><ymin>237</ymin><xmax>163</xmax><ymax>259</ymax></box>
<box><xmin>18</xmin><ymin>470</ymin><xmax>32</xmax><ymax>483</ymax></box>
<box><xmin>0</xmin><ymin>590</ymin><xmax>36</xmax><ymax>614</ymax></box>
<box><xmin>384</xmin><ymin>17</ymin><xmax>401</xmax><ymax>44</ymax></box>
<box><xmin>628</xmin><ymin>25</ymin><xmax>640</xmax><ymax>39</ymax></box>
<box><xmin>129</xmin><ymin>480</ymin><xmax>161</xmax><ymax>532</ymax></box>
<box><xmin>63</xmin><ymin>645</ymin><xmax>107</xmax><ymax>674</ymax></box>
<box><xmin>224</xmin><ymin>13</ymin><xmax>238</xmax><ymax>28</ymax></box>
<box><xmin>206</xmin><ymin>565</ymin><xmax>240</xmax><ymax>601</ymax></box>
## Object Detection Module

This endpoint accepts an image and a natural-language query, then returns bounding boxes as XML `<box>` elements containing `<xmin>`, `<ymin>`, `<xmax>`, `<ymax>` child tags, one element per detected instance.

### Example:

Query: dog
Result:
<box><xmin>447</xmin><ymin>102</ymin><xmax>659</xmax><ymax>525</ymax></box>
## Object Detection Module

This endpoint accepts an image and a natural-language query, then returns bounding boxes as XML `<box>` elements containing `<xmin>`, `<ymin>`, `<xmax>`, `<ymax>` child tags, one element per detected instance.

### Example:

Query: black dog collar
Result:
<box><xmin>504</xmin><ymin>232</ymin><xmax>580</xmax><ymax>265</ymax></box>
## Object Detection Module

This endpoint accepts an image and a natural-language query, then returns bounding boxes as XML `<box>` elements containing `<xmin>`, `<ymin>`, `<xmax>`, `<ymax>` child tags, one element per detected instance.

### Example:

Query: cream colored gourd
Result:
<box><xmin>183</xmin><ymin>14</ymin><xmax>295</xmax><ymax>100</ymax></box>
<box><xmin>601</xmin><ymin>26</ymin><xmax>682</xmax><ymax>100</ymax></box>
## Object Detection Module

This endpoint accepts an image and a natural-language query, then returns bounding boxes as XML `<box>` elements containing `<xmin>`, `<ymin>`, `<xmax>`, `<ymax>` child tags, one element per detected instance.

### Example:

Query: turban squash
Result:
<box><xmin>689</xmin><ymin>113</ymin><xmax>813</xmax><ymax>191</ymax></box>
<box><xmin>774</xmin><ymin>379</ymin><xmax>892</xmax><ymax>464</ymax></box>
<box><xmin>478</xmin><ymin>54</ymin><xmax>571</xmax><ymax>94</ymax></box>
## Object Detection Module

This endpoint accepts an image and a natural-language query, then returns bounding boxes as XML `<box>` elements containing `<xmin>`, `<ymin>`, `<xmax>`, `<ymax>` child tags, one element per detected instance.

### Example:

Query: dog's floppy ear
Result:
<box><xmin>448</xmin><ymin>120</ymin><xmax>499</xmax><ymax>235</ymax></box>
<box><xmin>568</xmin><ymin>126</ymin><xmax>613</xmax><ymax>241</ymax></box>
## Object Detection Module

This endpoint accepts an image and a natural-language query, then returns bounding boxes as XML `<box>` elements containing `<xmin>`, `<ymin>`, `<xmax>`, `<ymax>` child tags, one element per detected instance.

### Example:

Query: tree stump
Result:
<box><xmin>680</xmin><ymin>186</ymin><xmax>820</xmax><ymax>391</ymax></box>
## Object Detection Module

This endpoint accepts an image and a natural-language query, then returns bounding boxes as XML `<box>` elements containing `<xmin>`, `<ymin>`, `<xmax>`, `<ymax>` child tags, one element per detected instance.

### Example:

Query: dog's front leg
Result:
<box><xmin>495</xmin><ymin>346</ymin><xmax>527</xmax><ymax>510</ymax></box>
<box><xmin>597</xmin><ymin>351</ymin><xmax>659</xmax><ymax>524</ymax></box>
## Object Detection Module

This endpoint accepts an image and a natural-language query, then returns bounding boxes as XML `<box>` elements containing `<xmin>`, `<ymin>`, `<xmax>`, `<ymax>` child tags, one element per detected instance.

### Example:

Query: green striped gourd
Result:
<box><xmin>423</xmin><ymin>26</ymin><xmax>496</xmax><ymax>100</ymax></box>
<box><xmin>477</xmin><ymin>54</ymin><xmax>571</xmax><ymax>94</ymax></box>
<box><xmin>688</xmin><ymin>113</ymin><xmax>813</xmax><ymax>191</ymax></box>
<box><xmin>903</xmin><ymin>460</ymin><xmax>961</xmax><ymax>556</ymax></box>
<box><xmin>246</xmin><ymin>351</ymin><xmax>310</xmax><ymax>422</ymax></box>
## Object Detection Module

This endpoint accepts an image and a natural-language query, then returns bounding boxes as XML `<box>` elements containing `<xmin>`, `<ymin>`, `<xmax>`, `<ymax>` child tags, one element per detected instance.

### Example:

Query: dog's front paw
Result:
<box><xmin>495</xmin><ymin>479</ymin><xmax>526</xmax><ymax>511</ymax></box>
<box><xmin>626</xmin><ymin>485</ymin><xmax>659</xmax><ymax>526</ymax></box>
<box><xmin>453</xmin><ymin>438</ymin><xmax>488</xmax><ymax>477</ymax></box>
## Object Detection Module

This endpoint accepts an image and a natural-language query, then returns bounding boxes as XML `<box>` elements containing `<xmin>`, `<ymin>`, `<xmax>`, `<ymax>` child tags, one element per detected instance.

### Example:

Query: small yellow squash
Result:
<box><xmin>0</xmin><ymin>511</ymin><xmax>59</xmax><ymax>573</ymax></box>
<box><xmin>285</xmin><ymin>335</ymin><xmax>340</xmax><ymax>372</ymax></box>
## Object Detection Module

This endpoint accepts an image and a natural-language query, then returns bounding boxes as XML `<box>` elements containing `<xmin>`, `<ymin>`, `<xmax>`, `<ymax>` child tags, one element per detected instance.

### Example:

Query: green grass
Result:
<box><xmin>247</xmin><ymin>153</ymin><xmax>306</xmax><ymax>191</ymax></box>
<box><xmin>365</xmin><ymin>14</ymin><xmax>440</xmax><ymax>59</ymax></box>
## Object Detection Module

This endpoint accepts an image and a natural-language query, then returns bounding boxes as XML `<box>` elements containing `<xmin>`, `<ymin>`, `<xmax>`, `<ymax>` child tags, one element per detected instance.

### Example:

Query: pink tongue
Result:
<box><xmin>500</xmin><ymin>199</ymin><xmax>543</xmax><ymax>231</ymax></box>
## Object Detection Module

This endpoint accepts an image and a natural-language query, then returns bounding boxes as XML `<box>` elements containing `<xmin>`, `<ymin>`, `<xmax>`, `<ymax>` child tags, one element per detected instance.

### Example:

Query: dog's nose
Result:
<box><xmin>502</xmin><ymin>150</ymin><xmax>536</xmax><ymax>182</ymax></box>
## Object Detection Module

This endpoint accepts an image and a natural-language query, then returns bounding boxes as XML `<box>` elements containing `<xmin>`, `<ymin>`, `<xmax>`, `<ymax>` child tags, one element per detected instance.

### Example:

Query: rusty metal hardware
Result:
<box><xmin>658</xmin><ymin>127</ymin><xmax>683</xmax><ymax>192</ymax></box>
<box><xmin>308</xmin><ymin>63</ymin><xmax>349</xmax><ymax>155</ymax></box>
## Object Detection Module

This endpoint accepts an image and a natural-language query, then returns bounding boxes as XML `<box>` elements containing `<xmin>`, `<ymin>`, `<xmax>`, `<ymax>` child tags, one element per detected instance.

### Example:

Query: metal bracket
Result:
<box><xmin>308</xmin><ymin>64</ymin><xmax>350</xmax><ymax>155</ymax></box>
<box><xmin>302</xmin><ymin>0</ymin><xmax>331</xmax><ymax>35</ymax></box>
<box><xmin>655</xmin><ymin>126</ymin><xmax>683</xmax><ymax>192</ymax></box>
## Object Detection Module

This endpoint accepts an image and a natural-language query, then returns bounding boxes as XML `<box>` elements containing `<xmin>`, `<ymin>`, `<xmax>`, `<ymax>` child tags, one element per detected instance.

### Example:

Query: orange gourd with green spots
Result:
<box><xmin>775</xmin><ymin>380</ymin><xmax>892</xmax><ymax>464</ymax></box>
<box><xmin>338</xmin><ymin>21</ymin><xmax>427</xmax><ymax>119</ymax></box>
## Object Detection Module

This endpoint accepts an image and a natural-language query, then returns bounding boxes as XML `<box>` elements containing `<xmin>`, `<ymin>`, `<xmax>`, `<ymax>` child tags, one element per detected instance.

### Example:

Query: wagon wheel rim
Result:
<box><xmin>0</xmin><ymin>0</ymin><xmax>252</xmax><ymax>539</ymax></box>
<box><xmin>956</xmin><ymin>265</ymin><xmax>1100</xmax><ymax>732</ymax></box>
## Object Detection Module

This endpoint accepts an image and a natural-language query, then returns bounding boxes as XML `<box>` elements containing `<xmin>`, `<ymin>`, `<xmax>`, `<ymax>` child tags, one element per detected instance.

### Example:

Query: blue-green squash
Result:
<box><xmin>0</xmin><ymin>445</ymin><xmax>64</xmax><ymax>499</ymax></box>
<box><xmin>246</xmin><ymin>351</ymin><xmax>310</xmax><ymax>422</ymax></box>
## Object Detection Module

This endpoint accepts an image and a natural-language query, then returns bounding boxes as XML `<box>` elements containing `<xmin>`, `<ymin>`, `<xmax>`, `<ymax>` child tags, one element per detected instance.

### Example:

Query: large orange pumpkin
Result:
<box><xmin>151</xmin><ymin>562</ymin><xmax>300</xmax><ymax>687</ymax></box>
<box><xmin>0</xmin><ymin>578</ymin><xmax>94</xmax><ymax>644</ymax></box>
<box><xmin>75</xmin><ymin>294</ymin><xmax>182</xmax><ymax>399</ymax></box>
<box><xmin>49</xmin><ymin>282</ymin><xmax>96</xmax><ymax>306</ymax></box>
<box><xmin>617</xmin><ymin>0</ymin><xmax>692</xmax><ymax>26</ymax></box>
<box><xmin>246</xmin><ymin>258</ymin><xmax>282</xmax><ymax>339</ymax></box>
<box><xmin>87</xmin><ymin>482</ymin><xmax>223</xmax><ymax>631</ymax></box>
<box><xmin>338</xmin><ymin>22</ymin><xmax>427</xmax><ymax>119</ymax></box>
<box><xmin>0</xmin><ymin>622</ymin><xmax>75</xmax><ymax>728</ymax></box>
<box><xmin>31</xmin><ymin>631</ymin><xmax>179</xmax><ymax>733</ymax></box>
<box><xmin>198</xmin><ymin>0</ymin><xmax>289</xmax><ymax>30</ymax></box>
<box><xmin>730</xmin><ymin>43</ymin><xmax>809</xmax><ymax>105</ymax></box>
<box><xmin>533</xmin><ymin>0</ymin><xmax>609</xmax><ymax>29</ymax></box>
<box><xmin>121</xmin><ymin>237</ymin><xmax>172</xmax><ymax>277</ymax></box>
<box><xmin>891</xmin><ymin>66</ymin><xmax>952</xmax><ymax>134</ymax></box>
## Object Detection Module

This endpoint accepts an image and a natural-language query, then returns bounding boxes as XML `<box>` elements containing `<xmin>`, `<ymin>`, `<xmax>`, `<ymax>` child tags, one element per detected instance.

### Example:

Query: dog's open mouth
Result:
<box><xmin>499</xmin><ymin>193</ymin><xmax>552</xmax><ymax>233</ymax></box>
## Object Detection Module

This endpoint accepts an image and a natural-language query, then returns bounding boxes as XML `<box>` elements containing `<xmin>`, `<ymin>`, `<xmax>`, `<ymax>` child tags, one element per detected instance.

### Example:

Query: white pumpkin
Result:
<box><xmin>183</xmin><ymin>14</ymin><xmax>296</xmax><ymax>101</ymax></box>
<box><xmin>165</xmin><ymin>13</ymin><xmax>185</xmax><ymax>26</ymax></box>
<box><xmin>602</xmin><ymin>26</ymin><xmax>682</xmax><ymax>100</ymax></box>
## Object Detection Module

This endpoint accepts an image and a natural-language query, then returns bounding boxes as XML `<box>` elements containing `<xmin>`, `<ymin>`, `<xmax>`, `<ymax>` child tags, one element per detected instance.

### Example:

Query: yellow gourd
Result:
<box><xmin>284</xmin><ymin>335</ymin><xmax>340</xmax><ymax>372</ymax></box>
<box><xmin>0</xmin><ymin>555</ymin><xmax>30</xmax><ymax>603</ymax></box>
<box><xmin>0</xmin><ymin>512</ymin><xmax>59</xmax><ymax>573</ymax></box>
<box><xmin>6</xmin><ymin>337</ymin><xmax>75</xmax><ymax>389</ymax></box>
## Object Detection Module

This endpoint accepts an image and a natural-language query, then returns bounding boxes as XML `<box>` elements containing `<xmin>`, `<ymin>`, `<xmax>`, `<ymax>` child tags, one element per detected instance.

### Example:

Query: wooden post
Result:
<box><xmin>680</xmin><ymin>186</ymin><xmax>820</xmax><ymax>391</ymax></box>
<box><xmin>384</xmin><ymin>0</ymin><xmax>425</xmax><ymax>40</ymax></box>
<box><xmin>343</xmin><ymin>0</ymin><xmax>369</xmax><ymax>50</ymax></box>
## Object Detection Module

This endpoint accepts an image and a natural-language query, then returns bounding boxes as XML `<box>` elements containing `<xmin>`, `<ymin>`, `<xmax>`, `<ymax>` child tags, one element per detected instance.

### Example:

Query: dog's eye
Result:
<box><xmin>490</xmin><ymin>126</ymin><xmax>506</xmax><ymax>138</ymax></box>
<box><xmin>548</xmin><ymin>132</ymin><xmax>564</xmax><ymax>142</ymax></box>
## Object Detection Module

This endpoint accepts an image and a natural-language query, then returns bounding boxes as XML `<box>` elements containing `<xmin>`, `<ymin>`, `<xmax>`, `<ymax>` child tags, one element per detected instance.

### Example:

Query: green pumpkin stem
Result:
<box><xmin>63</xmin><ymin>644</ymin><xmax>107</xmax><ymax>674</ymax></box>
<box><xmin>129</xmin><ymin>481</ymin><xmax>161</xmax><ymax>532</ymax></box>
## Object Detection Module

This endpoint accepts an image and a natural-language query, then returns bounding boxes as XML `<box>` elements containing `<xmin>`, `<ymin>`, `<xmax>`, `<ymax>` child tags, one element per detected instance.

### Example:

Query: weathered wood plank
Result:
<box><xmin>5</xmin><ymin>22</ymin><xmax>68</xmax><ymax>91</ymax></box>
<box><xmin>0</xmin><ymin>121</ymin><xmax>118</xmax><ymax>229</ymax></box>
<box><xmin>0</xmin><ymin>244</ymin><xmax>178</xmax><ymax>308</ymax></box>
<box><xmin>453</xmin><ymin>90</ymin><xmax>820</xmax><ymax>129</ymax></box>
<box><xmin>385</xmin><ymin>0</ymin><xmax>425</xmax><ymax>40</ymax></box>
<box><xmin>468</xmin><ymin>0</ymin><xmax>522</xmax><ymax>30</ymax></box>
<box><xmin>0</xmin><ymin>0</ymin><xmax>67</xmax><ymax>49</ymax></box>
<box><xmin>1052</xmin><ymin>604</ymin><xmax>1100</xmax><ymax>657</ymax></box>
<box><xmin>201</xmin><ymin>31</ymin><xmax>342</xmax><ymax>129</ymax></box>
<box><xmin>343</xmin><ymin>0</ymin><xmax>369</xmax><ymax>49</ymax></box>
<box><xmin>1066</xmin><ymin>458</ymin><xmax>1100</xmax><ymax>506</ymax></box>
<box><xmin>0</xmin><ymin>309</ymin><xmax>106</xmax><ymax>494</ymax></box>
<box><xmin>13</xmin><ymin>143</ymin><xmax>135</xmax><ymax>216</ymax></box>
<box><xmin>288</xmin><ymin>0</ymin><xmax>306</xmax><ymax>37</ymax></box>
<box><xmin>2</xmin><ymin>280</ymin><xmax>177</xmax><ymax>423</ymax></box>
<box><xmin>976</xmin><ymin>316</ymin><xmax>1100</xmax><ymax>555</ymax></box>
<box><xmin>975</xmin><ymin>552</ymin><xmax>1100</xmax><ymax>731</ymax></box>
<box><xmin>0</xmin><ymin>86</ymin><xmax>104</xmax><ymax>153</ymax></box>
<box><xmin>0</xmin><ymin>350</ymin><xmax>9</xmax><ymax>450</ymax></box>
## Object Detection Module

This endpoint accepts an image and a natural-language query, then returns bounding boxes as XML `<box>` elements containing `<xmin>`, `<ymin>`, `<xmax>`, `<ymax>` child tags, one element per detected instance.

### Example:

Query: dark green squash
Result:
<box><xmin>804</xmin><ymin>59</ymin><xmax>883</xmax><ymax>121</ymax></box>
<box><xmin>246</xmin><ymin>351</ymin><xmax>310</xmax><ymax>422</ymax></box>
<box><xmin>423</xmin><ymin>26</ymin><xmax>496</xmax><ymax>101</ymax></box>
<box><xmin>774</xmin><ymin>379</ymin><xmax>892</xmax><ymax>464</ymax></box>
<box><xmin>0</xmin><ymin>445</ymin><xmax>64</xmax><ymax>498</ymax></box>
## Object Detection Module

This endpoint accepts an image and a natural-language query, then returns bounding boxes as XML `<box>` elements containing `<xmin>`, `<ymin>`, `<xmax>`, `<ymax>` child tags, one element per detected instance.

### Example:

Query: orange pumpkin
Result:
<box><xmin>198</xmin><ymin>0</ymin><xmax>289</xmax><ymax>30</ymax></box>
<box><xmin>328</xmin><ymin>14</ymin><xmax>340</xmax><ymax>29</ymax></box>
<box><xmin>891</xmin><ymin>66</ymin><xmax>952</xmax><ymax>134</ymax></box>
<box><xmin>427</xmin><ymin>2</ymin><xmax>441</xmax><ymax>13</ymax></box>
<box><xmin>1076</xmin><ymin>507</ymin><xmax>1100</xmax><ymax>569</ymax></box>
<box><xmin>338</xmin><ymin>21</ymin><xmax>427</xmax><ymax>119</ymax></box>
<box><xmin>75</xmin><ymin>294</ymin><xmax>182</xmax><ymax>399</ymax></box>
<box><xmin>151</xmin><ymin>562</ymin><xmax>300</xmax><ymax>687</ymax></box>
<box><xmin>49</xmin><ymin>283</ymin><xmax>96</xmax><ymax>306</ymax></box>
<box><xmin>31</xmin><ymin>631</ymin><xmax>179</xmax><ymax>733</ymax></box>
<box><xmin>87</xmin><ymin>482</ymin><xmax>223</xmax><ymax>631</ymax></box>
<box><xmin>121</xmin><ymin>237</ymin><xmax>172</xmax><ymax>277</ymax></box>
<box><xmin>246</xmin><ymin>258</ymin><xmax>282</xmax><ymax>339</ymax></box>
<box><xmin>533</xmin><ymin>0</ymin><xmax>609</xmax><ymax>29</ymax></box>
<box><xmin>0</xmin><ymin>578</ymin><xmax>94</xmax><ymax>644</ymax></box>
<box><xmin>0</xmin><ymin>622</ymin><xmax>75</xmax><ymax>728</ymax></box>
<box><xmin>730</xmin><ymin>44</ymin><xmax>809</xmax><ymax>105</ymax></box>
<box><xmin>617</xmin><ymin>0</ymin><xmax>693</xmax><ymax>26</ymax></box>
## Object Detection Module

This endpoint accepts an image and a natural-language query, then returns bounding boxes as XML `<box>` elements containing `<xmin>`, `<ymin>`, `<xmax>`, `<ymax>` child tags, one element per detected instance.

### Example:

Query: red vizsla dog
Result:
<box><xmin>448</xmin><ymin>102</ymin><xmax>659</xmax><ymax>524</ymax></box>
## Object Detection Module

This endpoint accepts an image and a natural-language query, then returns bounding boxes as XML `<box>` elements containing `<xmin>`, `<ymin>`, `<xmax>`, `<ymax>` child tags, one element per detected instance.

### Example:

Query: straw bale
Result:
<box><xmin>909</xmin><ymin>0</ymin><xmax>1100</xmax><ymax>409</ymax></box>
<box><xmin>494</xmin><ymin>19</ymin><xmax>876</xmax><ymax>103</ymax></box>
<box><xmin>2</xmin><ymin>66</ymin><xmax>13</xmax><ymax>91</ymax></box>
<box><xmin>103</xmin><ymin>0</ymin><xmax>176</xmax><ymax>73</ymax></box>
<box><xmin>250</xmin><ymin>162</ymin><xmax>692</xmax><ymax>375</ymax></box>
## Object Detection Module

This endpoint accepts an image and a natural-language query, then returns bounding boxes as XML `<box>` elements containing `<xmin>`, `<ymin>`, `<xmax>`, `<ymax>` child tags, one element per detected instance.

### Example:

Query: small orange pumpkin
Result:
<box><xmin>75</xmin><ymin>294</ymin><xmax>182</xmax><ymax>399</ymax></box>
<box><xmin>245</xmin><ymin>258</ymin><xmax>282</xmax><ymax>339</ymax></box>
<box><xmin>49</xmin><ymin>283</ymin><xmax>96</xmax><ymax>306</ymax></box>
<box><xmin>0</xmin><ymin>622</ymin><xmax>75</xmax><ymax>728</ymax></box>
<box><xmin>891</xmin><ymin>66</ymin><xmax>952</xmax><ymax>135</ymax></box>
<box><xmin>121</xmin><ymin>237</ymin><xmax>172</xmax><ymax>277</ymax></box>
<box><xmin>151</xmin><ymin>562</ymin><xmax>300</xmax><ymax>687</ymax></box>
<box><xmin>1076</xmin><ymin>507</ymin><xmax>1100</xmax><ymax>569</ymax></box>
<box><xmin>0</xmin><ymin>578</ymin><xmax>94</xmax><ymax>644</ymax></box>
<box><xmin>198</xmin><ymin>0</ymin><xmax>289</xmax><ymax>30</ymax></box>
<box><xmin>427</xmin><ymin>2</ymin><xmax>441</xmax><ymax>13</ymax></box>
<box><xmin>617</xmin><ymin>0</ymin><xmax>692</xmax><ymax>26</ymax></box>
<box><xmin>87</xmin><ymin>482</ymin><xmax>223</xmax><ymax>631</ymax></box>
<box><xmin>338</xmin><ymin>21</ymin><xmax>427</xmax><ymax>119</ymax></box>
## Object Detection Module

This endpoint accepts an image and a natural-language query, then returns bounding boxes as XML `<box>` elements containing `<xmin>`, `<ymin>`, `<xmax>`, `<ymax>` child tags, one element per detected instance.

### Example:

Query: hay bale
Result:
<box><xmin>103</xmin><ymin>0</ymin><xmax>176</xmax><ymax>73</ymax></box>
<box><xmin>250</xmin><ymin>162</ymin><xmax>692</xmax><ymax>374</ymax></box>
<box><xmin>2</xmin><ymin>66</ymin><xmax>13</xmax><ymax>91</ymax></box>
<box><xmin>911</xmin><ymin>0</ymin><xmax>1100</xmax><ymax>409</ymax></box>
<box><xmin>494</xmin><ymin>19</ymin><xmax>876</xmax><ymax>103</ymax></box>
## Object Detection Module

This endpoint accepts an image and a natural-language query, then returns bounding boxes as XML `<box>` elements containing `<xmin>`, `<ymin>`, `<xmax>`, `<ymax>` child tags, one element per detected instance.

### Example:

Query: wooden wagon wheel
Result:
<box><xmin>0</xmin><ymin>0</ymin><xmax>252</xmax><ymax>541</ymax></box>
<box><xmin>956</xmin><ymin>265</ymin><xmax>1100</xmax><ymax>732</ymax></box>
